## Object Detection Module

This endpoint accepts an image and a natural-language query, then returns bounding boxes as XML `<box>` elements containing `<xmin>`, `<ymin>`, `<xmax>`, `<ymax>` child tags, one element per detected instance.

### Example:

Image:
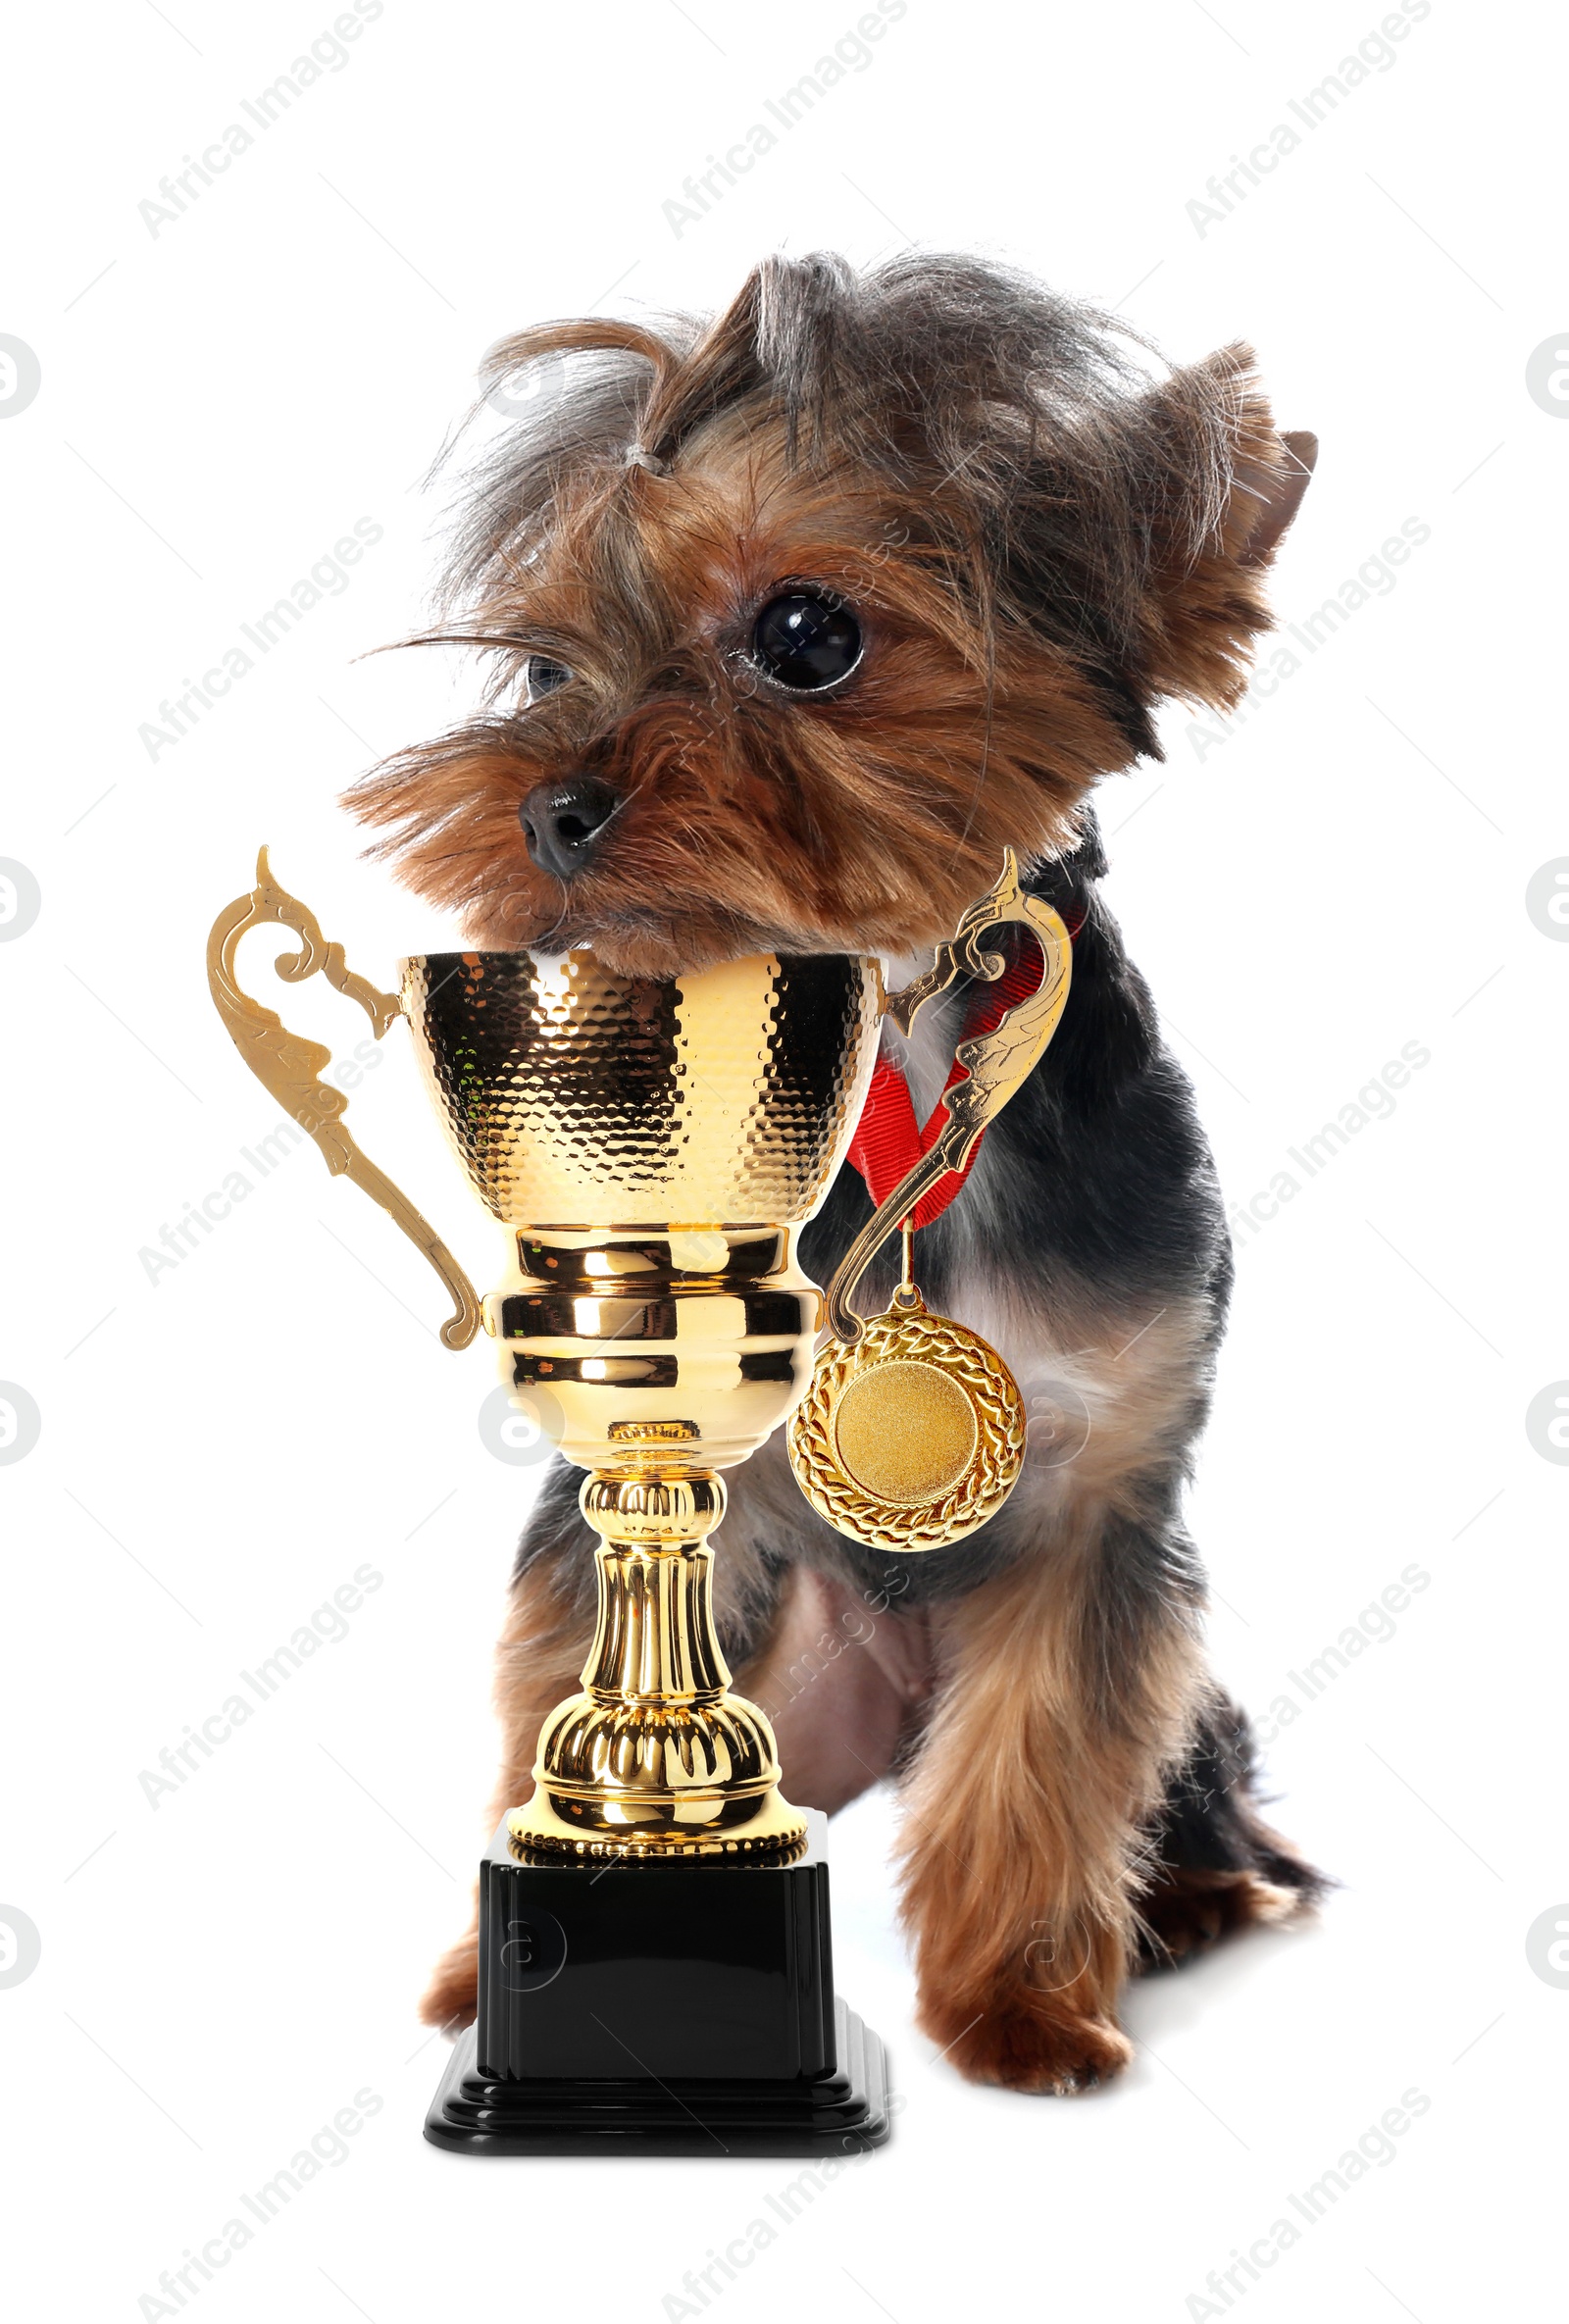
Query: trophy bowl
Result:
<box><xmin>400</xmin><ymin>944</ymin><xmax>884</xmax><ymax>1475</ymax></box>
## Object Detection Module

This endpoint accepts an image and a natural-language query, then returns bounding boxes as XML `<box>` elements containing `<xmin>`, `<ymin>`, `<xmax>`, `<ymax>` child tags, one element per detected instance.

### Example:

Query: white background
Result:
<box><xmin>1</xmin><ymin>3</ymin><xmax>1562</xmax><ymax>2319</ymax></box>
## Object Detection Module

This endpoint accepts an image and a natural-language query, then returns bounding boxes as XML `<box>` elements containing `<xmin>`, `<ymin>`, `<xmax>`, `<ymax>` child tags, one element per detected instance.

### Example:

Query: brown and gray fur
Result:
<box><xmin>350</xmin><ymin>251</ymin><xmax>1323</xmax><ymax>2093</ymax></box>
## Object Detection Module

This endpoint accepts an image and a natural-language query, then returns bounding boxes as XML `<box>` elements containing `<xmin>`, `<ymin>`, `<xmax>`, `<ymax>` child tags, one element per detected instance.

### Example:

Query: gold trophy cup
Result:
<box><xmin>206</xmin><ymin>847</ymin><xmax>1069</xmax><ymax>2152</ymax></box>
<box><xmin>209</xmin><ymin>848</ymin><xmax>886</xmax><ymax>1860</ymax></box>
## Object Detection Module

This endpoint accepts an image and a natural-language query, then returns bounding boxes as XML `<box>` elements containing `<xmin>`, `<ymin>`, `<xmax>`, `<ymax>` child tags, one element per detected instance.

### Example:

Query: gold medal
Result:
<box><xmin>786</xmin><ymin>853</ymin><xmax>1073</xmax><ymax>1556</ymax></box>
<box><xmin>788</xmin><ymin>1231</ymin><xmax>1026</xmax><ymax>1551</ymax></box>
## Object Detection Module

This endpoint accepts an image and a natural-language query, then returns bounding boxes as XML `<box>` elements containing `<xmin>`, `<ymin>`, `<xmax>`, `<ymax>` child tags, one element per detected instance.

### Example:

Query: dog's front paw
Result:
<box><xmin>921</xmin><ymin>1993</ymin><xmax>1134</xmax><ymax>2095</ymax></box>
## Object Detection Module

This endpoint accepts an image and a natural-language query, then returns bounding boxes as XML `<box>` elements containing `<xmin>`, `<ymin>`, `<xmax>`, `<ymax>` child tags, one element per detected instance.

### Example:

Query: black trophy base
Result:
<box><xmin>426</xmin><ymin>1996</ymin><xmax>888</xmax><ymax>2157</ymax></box>
<box><xmin>424</xmin><ymin>1808</ymin><xmax>890</xmax><ymax>2158</ymax></box>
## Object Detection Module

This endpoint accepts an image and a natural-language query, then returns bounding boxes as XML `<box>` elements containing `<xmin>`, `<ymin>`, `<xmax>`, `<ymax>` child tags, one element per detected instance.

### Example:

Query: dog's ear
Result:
<box><xmin>1130</xmin><ymin>344</ymin><xmax>1314</xmax><ymax>712</ymax></box>
<box><xmin>1237</xmin><ymin>427</ymin><xmax>1317</xmax><ymax>567</ymax></box>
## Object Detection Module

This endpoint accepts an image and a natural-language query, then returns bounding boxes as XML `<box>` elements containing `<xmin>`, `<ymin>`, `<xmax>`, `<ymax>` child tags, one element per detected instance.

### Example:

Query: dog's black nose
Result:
<box><xmin>519</xmin><ymin>777</ymin><xmax>618</xmax><ymax>879</ymax></box>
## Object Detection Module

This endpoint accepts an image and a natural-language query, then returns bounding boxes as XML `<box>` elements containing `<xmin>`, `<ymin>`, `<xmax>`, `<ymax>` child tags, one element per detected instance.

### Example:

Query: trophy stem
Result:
<box><xmin>579</xmin><ymin>1507</ymin><xmax>729</xmax><ymax>1706</ymax></box>
<box><xmin>508</xmin><ymin>1471</ymin><xmax>807</xmax><ymax>1861</ymax></box>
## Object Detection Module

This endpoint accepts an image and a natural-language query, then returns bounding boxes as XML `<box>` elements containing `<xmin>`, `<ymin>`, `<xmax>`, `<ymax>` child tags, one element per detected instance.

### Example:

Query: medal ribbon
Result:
<box><xmin>848</xmin><ymin>907</ymin><xmax>1082</xmax><ymax>1229</ymax></box>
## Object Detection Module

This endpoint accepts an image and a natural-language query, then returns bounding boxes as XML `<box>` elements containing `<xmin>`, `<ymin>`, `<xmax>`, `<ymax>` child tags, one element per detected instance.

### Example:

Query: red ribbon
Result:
<box><xmin>847</xmin><ymin>907</ymin><xmax>1081</xmax><ymax>1230</ymax></box>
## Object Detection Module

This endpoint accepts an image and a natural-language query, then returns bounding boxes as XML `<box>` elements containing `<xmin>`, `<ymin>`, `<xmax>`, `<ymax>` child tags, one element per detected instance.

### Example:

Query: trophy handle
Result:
<box><xmin>826</xmin><ymin>850</ymin><xmax>1073</xmax><ymax>1343</ymax></box>
<box><xmin>205</xmin><ymin>847</ymin><xmax>483</xmax><ymax>1351</ymax></box>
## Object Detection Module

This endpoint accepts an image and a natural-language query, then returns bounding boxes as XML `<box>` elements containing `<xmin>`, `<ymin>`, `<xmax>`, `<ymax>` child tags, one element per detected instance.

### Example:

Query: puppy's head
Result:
<box><xmin>348</xmin><ymin>252</ymin><xmax>1312</xmax><ymax>975</ymax></box>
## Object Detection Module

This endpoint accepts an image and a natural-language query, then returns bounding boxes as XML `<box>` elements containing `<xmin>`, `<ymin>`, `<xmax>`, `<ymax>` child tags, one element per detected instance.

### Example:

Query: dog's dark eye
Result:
<box><xmin>749</xmin><ymin>592</ymin><xmax>862</xmax><ymax>691</ymax></box>
<box><xmin>524</xmin><ymin>655</ymin><xmax>571</xmax><ymax>701</ymax></box>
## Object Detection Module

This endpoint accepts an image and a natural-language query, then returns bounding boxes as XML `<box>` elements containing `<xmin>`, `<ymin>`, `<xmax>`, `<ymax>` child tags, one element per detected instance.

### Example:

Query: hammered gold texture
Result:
<box><xmin>787</xmin><ymin>1297</ymin><xmax>1028</xmax><ymax>1551</ymax></box>
<box><xmin>400</xmin><ymin>948</ymin><xmax>882</xmax><ymax>1230</ymax></box>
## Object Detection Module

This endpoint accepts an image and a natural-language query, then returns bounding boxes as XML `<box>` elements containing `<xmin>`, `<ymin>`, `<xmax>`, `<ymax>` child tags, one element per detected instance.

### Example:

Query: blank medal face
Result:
<box><xmin>788</xmin><ymin>1293</ymin><xmax>1028</xmax><ymax>1552</ymax></box>
<box><xmin>831</xmin><ymin>1358</ymin><xmax>979</xmax><ymax>1505</ymax></box>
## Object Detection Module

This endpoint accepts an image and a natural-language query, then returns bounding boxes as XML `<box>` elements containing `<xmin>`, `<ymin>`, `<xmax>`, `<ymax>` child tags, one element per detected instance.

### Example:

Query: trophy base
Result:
<box><xmin>425</xmin><ymin>1998</ymin><xmax>889</xmax><ymax>2157</ymax></box>
<box><xmin>424</xmin><ymin>1808</ymin><xmax>890</xmax><ymax>2159</ymax></box>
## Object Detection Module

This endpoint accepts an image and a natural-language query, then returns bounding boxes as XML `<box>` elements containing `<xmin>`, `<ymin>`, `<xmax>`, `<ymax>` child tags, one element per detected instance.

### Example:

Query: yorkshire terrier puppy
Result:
<box><xmin>350</xmin><ymin>251</ymin><xmax>1322</xmax><ymax>2093</ymax></box>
